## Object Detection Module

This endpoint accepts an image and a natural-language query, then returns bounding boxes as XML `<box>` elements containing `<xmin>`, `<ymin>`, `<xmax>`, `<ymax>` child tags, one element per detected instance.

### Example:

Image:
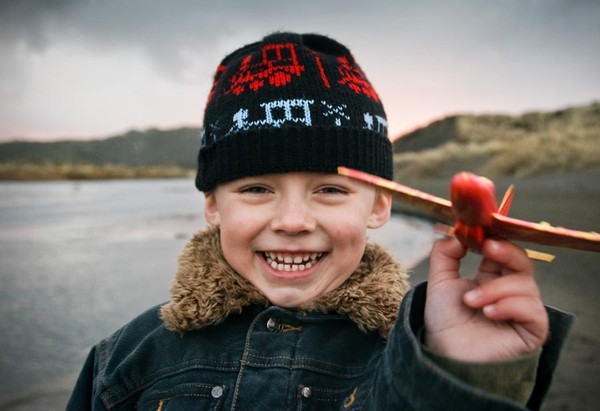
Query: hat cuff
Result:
<box><xmin>196</xmin><ymin>126</ymin><xmax>392</xmax><ymax>192</ymax></box>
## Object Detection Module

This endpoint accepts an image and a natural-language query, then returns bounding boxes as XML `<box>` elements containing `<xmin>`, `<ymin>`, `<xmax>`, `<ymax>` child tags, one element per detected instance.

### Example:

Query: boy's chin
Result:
<box><xmin>263</xmin><ymin>288</ymin><xmax>316</xmax><ymax>308</ymax></box>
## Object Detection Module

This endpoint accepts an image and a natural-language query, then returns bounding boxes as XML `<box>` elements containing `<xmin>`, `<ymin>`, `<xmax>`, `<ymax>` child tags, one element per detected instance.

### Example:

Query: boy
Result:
<box><xmin>68</xmin><ymin>32</ymin><xmax>572</xmax><ymax>410</ymax></box>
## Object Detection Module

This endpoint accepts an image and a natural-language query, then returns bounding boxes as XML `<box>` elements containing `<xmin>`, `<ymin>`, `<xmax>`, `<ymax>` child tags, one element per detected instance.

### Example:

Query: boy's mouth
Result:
<box><xmin>262</xmin><ymin>252</ymin><xmax>324</xmax><ymax>272</ymax></box>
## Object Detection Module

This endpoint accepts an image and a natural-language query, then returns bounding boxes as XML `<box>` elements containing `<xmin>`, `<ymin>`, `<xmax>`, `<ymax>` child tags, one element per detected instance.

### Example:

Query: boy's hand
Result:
<box><xmin>424</xmin><ymin>237</ymin><xmax>549</xmax><ymax>361</ymax></box>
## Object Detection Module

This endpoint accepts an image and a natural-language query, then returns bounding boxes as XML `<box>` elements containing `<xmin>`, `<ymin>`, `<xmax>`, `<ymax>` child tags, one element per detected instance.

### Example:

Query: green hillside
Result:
<box><xmin>0</xmin><ymin>127</ymin><xmax>201</xmax><ymax>168</ymax></box>
<box><xmin>0</xmin><ymin>127</ymin><xmax>201</xmax><ymax>179</ymax></box>
<box><xmin>392</xmin><ymin>101</ymin><xmax>600</xmax><ymax>181</ymax></box>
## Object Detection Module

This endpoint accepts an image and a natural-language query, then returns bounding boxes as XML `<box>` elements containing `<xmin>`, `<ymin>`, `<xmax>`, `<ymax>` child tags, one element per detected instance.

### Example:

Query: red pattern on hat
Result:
<box><xmin>225</xmin><ymin>43</ymin><xmax>305</xmax><ymax>95</ymax></box>
<box><xmin>313</xmin><ymin>55</ymin><xmax>331</xmax><ymax>89</ymax></box>
<box><xmin>337</xmin><ymin>56</ymin><xmax>380</xmax><ymax>102</ymax></box>
<box><xmin>208</xmin><ymin>42</ymin><xmax>380</xmax><ymax>103</ymax></box>
<box><xmin>206</xmin><ymin>64</ymin><xmax>226</xmax><ymax>106</ymax></box>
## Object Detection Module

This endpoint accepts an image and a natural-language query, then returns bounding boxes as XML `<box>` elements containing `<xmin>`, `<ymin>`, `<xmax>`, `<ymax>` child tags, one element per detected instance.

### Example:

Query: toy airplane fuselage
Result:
<box><xmin>450</xmin><ymin>172</ymin><xmax>504</xmax><ymax>252</ymax></box>
<box><xmin>337</xmin><ymin>167</ymin><xmax>600</xmax><ymax>257</ymax></box>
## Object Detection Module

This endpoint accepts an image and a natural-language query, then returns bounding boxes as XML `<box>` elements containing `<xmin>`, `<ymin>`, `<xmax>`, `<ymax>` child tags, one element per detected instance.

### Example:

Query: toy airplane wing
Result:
<box><xmin>338</xmin><ymin>166</ymin><xmax>600</xmax><ymax>254</ymax></box>
<box><xmin>491</xmin><ymin>213</ymin><xmax>600</xmax><ymax>252</ymax></box>
<box><xmin>337</xmin><ymin>166</ymin><xmax>455</xmax><ymax>223</ymax></box>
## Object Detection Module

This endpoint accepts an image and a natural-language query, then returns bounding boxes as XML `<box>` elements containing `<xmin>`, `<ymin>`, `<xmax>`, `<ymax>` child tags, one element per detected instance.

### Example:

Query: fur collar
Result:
<box><xmin>160</xmin><ymin>228</ymin><xmax>410</xmax><ymax>338</ymax></box>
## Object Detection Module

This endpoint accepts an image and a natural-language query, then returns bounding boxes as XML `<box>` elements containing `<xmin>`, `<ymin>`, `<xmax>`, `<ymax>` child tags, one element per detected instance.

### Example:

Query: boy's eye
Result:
<box><xmin>316</xmin><ymin>185</ymin><xmax>348</xmax><ymax>195</ymax></box>
<box><xmin>239</xmin><ymin>185</ymin><xmax>271</xmax><ymax>194</ymax></box>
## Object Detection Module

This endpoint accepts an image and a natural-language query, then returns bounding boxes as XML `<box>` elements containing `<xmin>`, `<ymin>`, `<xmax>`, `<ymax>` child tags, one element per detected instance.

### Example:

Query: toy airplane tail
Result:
<box><xmin>498</xmin><ymin>185</ymin><xmax>515</xmax><ymax>216</ymax></box>
<box><xmin>494</xmin><ymin>185</ymin><xmax>555</xmax><ymax>262</ymax></box>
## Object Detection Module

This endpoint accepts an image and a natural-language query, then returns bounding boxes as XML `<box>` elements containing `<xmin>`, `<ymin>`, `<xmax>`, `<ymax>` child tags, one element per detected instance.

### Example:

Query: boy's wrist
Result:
<box><xmin>422</xmin><ymin>342</ymin><xmax>541</xmax><ymax>405</ymax></box>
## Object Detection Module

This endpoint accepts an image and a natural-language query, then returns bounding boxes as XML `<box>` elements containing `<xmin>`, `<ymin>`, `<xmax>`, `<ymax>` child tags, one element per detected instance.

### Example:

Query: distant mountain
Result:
<box><xmin>0</xmin><ymin>127</ymin><xmax>201</xmax><ymax>169</ymax></box>
<box><xmin>392</xmin><ymin>101</ymin><xmax>600</xmax><ymax>181</ymax></box>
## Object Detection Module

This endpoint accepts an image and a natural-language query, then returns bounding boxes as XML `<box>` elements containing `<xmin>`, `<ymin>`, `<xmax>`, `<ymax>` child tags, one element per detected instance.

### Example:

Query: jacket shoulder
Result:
<box><xmin>93</xmin><ymin>304</ymin><xmax>172</xmax><ymax>407</ymax></box>
<box><xmin>98</xmin><ymin>304</ymin><xmax>166</xmax><ymax>360</ymax></box>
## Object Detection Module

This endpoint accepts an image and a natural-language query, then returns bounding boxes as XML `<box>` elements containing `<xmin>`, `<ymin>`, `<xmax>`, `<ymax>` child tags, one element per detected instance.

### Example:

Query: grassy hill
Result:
<box><xmin>392</xmin><ymin>101</ymin><xmax>600</xmax><ymax>182</ymax></box>
<box><xmin>0</xmin><ymin>127</ymin><xmax>201</xmax><ymax>179</ymax></box>
<box><xmin>0</xmin><ymin>127</ymin><xmax>200</xmax><ymax>167</ymax></box>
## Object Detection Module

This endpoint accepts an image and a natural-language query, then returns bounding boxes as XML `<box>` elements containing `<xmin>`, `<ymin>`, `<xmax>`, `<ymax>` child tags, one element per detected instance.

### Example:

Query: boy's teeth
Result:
<box><xmin>265</xmin><ymin>252</ymin><xmax>322</xmax><ymax>271</ymax></box>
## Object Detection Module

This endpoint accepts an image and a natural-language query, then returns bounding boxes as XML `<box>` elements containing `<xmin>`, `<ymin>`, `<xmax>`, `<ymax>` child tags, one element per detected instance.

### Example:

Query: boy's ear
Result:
<box><xmin>204</xmin><ymin>192</ymin><xmax>220</xmax><ymax>227</ymax></box>
<box><xmin>367</xmin><ymin>190</ymin><xmax>392</xmax><ymax>228</ymax></box>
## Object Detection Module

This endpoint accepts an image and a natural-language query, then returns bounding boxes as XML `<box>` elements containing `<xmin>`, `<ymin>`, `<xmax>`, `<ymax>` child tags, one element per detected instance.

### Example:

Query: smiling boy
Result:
<box><xmin>204</xmin><ymin>172</ymin><xmax>391</xmax><ymax>307</ymax></box>
<box><xmin>68</xmin><ymin>32</ymin><xmax>573</xmax><ymax>410</ymax></box>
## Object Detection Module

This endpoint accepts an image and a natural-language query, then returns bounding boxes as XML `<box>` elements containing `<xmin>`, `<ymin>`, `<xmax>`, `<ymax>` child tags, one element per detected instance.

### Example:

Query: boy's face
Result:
<box><xmin>204</xmin><ymin>172</ymin><xmax>392</xmax><ymax>307</ymax></box>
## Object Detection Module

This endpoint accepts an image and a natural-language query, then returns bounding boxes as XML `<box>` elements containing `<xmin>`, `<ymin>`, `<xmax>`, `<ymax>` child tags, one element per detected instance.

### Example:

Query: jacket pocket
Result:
<box><xmin>136</xmin><ymin>382</ymin><xmax>227</xmax><ymax>411</ymax></box>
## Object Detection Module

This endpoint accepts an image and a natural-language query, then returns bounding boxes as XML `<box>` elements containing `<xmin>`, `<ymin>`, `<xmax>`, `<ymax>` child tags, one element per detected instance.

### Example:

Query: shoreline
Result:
<box><xmin>0</xmin><ymin>163</ymin><xmax>194</xmax><ymax>181</ymax></box>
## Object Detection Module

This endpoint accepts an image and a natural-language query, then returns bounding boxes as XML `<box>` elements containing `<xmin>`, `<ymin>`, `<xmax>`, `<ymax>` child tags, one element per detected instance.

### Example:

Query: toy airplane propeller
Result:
<box><xmin>338</xmin><ymin>166</ymin><xmax>600</xmax><ymax>262</ymax></box>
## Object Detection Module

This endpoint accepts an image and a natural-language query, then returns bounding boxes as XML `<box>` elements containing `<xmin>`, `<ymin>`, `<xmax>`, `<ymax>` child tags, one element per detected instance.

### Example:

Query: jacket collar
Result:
<box><xmin>160</xmin><ymin>228</ymin><xmax>409</xmax><ymax>338</ymax></box>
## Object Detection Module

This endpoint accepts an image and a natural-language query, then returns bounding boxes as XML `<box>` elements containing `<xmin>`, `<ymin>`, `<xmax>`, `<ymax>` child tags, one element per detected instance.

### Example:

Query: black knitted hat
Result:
<box><xmin>196</xmin><ymin>32</ymin><xmax>392</xmax><ymax>191</ymax></box>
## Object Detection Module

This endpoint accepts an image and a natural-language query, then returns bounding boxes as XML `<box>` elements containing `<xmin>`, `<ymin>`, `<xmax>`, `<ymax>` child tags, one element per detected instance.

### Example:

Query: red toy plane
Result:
<box><xmin>338</xmin><ymin>166</ymin><xmax>600</xmax><ymax>261</ymax></box>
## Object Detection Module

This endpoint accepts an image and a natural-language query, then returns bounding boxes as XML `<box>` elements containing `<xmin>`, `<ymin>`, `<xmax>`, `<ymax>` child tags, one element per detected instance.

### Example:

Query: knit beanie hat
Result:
<box><xmin>196</xmin><ymin>32</ymin><xmax>392</xmax><ymax>192</ymax></box>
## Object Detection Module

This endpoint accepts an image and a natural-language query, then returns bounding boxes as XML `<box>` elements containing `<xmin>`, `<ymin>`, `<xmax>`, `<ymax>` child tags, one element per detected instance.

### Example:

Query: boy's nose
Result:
<box><xmin>270</xmin><ymin>197</ymin><xmax>316</xmax><ymax>235</ymax></box>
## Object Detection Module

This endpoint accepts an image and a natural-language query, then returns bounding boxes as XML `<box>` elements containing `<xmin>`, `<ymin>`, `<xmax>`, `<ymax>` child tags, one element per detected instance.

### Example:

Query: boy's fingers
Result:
<box><xmin>480</xmin><ymin>296</ymin><xmax>549</xmax><ymax>345</ymax></box>
<box><xmin>428</xmin><ymin>237</ymin><xmax>467</xmax><ymax>284</ymax></box>
<box><xmin>479</xmin><ymin>239</ymin><xmax>533</xmax><ymax>276</ymax></box>
<box><xmin>482</xmin><ymin>296</ymin><xmax>545</xmax><ymax>323</ymax></box>
<box><xmin>464</xmin><ymin>274</ymin><xmax>540</xmax><ymax>308</ymax></box>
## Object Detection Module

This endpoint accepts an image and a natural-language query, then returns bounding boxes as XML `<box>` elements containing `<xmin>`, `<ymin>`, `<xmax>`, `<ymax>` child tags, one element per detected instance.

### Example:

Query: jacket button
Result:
<box><xmin>211</xmin><ymin>385</ymin><xmax>224</xmax><ymax>399</ymax></box>
<box><xmin>301</xmin><ymin>386</ymin><xmax>312</xmax><ymax>398</ymax></box>
<box><xmin>266</xmin><ymin>317</ymin><xmax>282</xmax><ymax>332</ymax></box>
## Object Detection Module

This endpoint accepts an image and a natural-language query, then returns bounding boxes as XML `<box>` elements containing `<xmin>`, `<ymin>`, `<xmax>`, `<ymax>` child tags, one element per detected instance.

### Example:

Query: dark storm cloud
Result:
<box><xmin>0</xmin><ymin>0</ymin><xmax>366</xmax><ymax>81</ymax></box>
<box><xmin>0</xmin><ymin>0</ymin><xmax>229</xmax><ymax>81</ymax></box>
<box><xmin>0</xmin><ymin>0</ymin><xmax>76</xmax><ymax>51</ymax></box>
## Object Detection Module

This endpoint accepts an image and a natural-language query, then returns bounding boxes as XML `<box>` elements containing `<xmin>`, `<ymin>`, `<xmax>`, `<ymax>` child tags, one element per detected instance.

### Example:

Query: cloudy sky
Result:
<box><xmin>1</xmin><ymin>0</ymin><xmax>599</xmax><ymax>142</ymax></box>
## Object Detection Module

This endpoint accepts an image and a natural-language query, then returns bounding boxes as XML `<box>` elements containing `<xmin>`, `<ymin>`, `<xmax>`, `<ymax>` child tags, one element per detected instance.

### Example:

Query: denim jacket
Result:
<box><xmin>68</xmin><ymin>228</ymin><xmax>573</xmax><ymax>410</ymax></box>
